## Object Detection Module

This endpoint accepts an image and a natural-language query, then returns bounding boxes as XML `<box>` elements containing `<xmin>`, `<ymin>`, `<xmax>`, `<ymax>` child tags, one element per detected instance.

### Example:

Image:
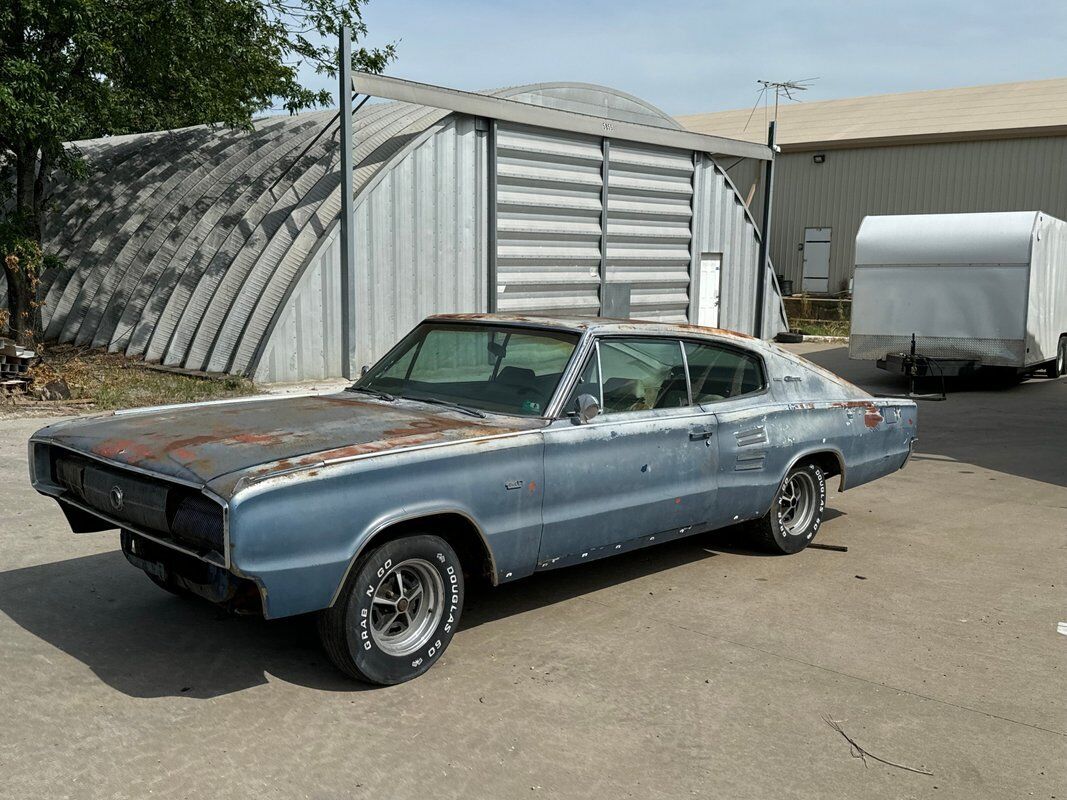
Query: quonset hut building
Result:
<box><xmin>23</xmin><ymin>79</ymin><xmax>786</xmax><ymax>383</ymax></box>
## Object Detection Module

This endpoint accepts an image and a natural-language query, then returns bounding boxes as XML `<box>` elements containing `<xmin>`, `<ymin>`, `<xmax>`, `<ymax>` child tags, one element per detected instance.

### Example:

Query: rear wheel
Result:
<box><xmin>750</xmin><ymin>462</ymin><xmax>826</xmax><ymax>554</ymax></box>
<box><xmin>318</xmin><ymin>534</ymin><xmax>464</xmax><ymax>685</ymax></box>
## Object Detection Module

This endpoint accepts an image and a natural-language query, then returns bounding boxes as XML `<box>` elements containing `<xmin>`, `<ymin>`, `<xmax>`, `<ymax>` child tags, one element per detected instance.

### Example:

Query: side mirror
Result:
<box><xmin>575</xmin><ymin>393</ymin><xmax>600</xmax><ymax>424</ymax></box>
<box><xmin>360</xmin><ymin>364</ymin><xmax>370</xmax><ymax>377</ymax></box>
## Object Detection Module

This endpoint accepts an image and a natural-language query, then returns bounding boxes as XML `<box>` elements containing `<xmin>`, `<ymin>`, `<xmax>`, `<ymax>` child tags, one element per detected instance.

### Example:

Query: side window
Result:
<box><xmin>597</xmin><ymin>338</ymin><xmax>688</xmax><ymax>414</ymax></box>
<box><xmin>684</xmin><ymin>341</ymin><xmax>764</xmax><ymax>403</ymax></box>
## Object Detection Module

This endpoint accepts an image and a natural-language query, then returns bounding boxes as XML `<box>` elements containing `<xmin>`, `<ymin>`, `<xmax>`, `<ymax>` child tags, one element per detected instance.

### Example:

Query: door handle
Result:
<box><xmin>689</xmin><ymin>428</ymin><xmax>714</xmax><ymax>441</ymax></box>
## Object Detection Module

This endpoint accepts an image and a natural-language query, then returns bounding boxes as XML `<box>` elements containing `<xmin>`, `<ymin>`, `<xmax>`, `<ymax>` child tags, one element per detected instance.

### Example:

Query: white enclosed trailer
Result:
<box><xmin>849</xmin><ymin>211</ymin><xmax>1067</xmax><ymax>378</ymax></box>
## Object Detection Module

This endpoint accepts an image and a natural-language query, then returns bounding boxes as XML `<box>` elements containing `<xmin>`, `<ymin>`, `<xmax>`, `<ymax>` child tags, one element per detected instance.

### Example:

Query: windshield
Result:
<box><xmin>354</xmin><ymin>323</ymin><xmax>580</xmax><ymax>416</ymax></box>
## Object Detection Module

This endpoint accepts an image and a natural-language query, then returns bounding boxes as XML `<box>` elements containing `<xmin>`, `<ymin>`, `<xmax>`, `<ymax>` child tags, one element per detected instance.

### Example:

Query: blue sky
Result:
<box><xmin>297</xmin><ymin>0</ymin><xmax>1067</xmax><ymax>115</ymax></box>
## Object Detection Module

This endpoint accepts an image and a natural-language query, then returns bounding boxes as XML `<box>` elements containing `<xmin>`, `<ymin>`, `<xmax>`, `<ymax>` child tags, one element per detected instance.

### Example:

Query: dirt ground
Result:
<box><xmin>0</xmin><ymin>343</ymin><xmax>1063</xmax><ymax>799</ymax></box>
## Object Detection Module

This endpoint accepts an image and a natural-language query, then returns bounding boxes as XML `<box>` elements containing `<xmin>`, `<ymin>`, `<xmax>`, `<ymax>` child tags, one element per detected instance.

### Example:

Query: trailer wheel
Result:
<box><xmin>1048</xmin><ymin>337</ymin><xmax>1067</xmax><ymax>379</ymax></box>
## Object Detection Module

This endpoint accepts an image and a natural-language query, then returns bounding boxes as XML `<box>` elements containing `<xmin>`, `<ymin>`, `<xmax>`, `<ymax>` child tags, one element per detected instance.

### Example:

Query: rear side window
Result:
<box><xmin>684</xmin><ymin>342</ymin><xmax>764</xmax><ymax>403</ymax></box>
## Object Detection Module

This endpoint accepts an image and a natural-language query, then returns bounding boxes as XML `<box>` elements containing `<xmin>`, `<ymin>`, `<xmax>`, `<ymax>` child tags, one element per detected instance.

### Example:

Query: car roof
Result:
<box><xmin>426</xmin><ymin>313</ymin><xmax>763</xmax><ymax>347</ymax></box>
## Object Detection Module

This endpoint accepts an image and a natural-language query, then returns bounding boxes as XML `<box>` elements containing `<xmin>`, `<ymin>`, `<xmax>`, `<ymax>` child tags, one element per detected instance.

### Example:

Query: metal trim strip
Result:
<box><xmin>353</xmin><ymin>73</ymin><xmax>773</xmax><ymax>162</ymax></box>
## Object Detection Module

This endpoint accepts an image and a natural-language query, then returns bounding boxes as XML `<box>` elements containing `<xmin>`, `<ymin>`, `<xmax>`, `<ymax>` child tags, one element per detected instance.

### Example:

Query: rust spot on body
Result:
<box><xmin>92</xmin><ymin>439</ymin><xmax>156</xmax><ymax>464</ymax></box>
<box><xmin>668</xmin><ymin>322</ymin><xmax>757</xmax><ymax>340</ymax></box>
<box><xmin>230</xmin><ymin>432</ymin><xmax>289</xmax><ymax>446</ymax></box>
<box><xmin>248</xmin><ymin>419</ymin><xmax>520</xmax><ymax>481</ymax></box>
<box><xmin>830</xmin><ymin>400</ymin><xmax>883</xmax><ymax>428</ymax></box>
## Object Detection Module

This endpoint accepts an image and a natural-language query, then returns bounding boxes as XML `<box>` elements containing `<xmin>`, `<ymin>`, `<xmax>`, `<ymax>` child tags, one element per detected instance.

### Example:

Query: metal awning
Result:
<box><xmin>352</xmin><ymin>72</ymin><xmax>774</xmax><ymax>162</ymax></box>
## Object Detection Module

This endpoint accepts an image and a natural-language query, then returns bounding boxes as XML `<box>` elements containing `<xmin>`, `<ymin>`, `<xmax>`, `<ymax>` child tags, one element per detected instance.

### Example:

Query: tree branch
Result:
<box><xmin>823</xmin><ymin>715</ymin><xmax>933</xmax><ymax>776</ymax></box>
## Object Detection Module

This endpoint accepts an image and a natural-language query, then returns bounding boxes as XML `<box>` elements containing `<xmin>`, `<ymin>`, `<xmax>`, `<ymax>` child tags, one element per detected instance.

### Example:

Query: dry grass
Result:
<box><xmin>790</xmin><ymin>318</ymin><xmax>851</xmax><ymax>338</ymax></box>
<box><xmin>17</xmin><ymin>343</ymin><xmax>256</xmax><ymax>411</ymax></box>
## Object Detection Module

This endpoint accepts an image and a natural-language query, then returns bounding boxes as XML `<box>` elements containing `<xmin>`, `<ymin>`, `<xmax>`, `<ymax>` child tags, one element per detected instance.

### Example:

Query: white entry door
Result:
<box><xmin>802</xmin><ymin>227</ymin><xmax>831</xmax><ymax>293</ymax></box>
<box><xmin>696</xmin><ymin>252</ymin><xmax>722</xmax><ymax>327</ymax></box>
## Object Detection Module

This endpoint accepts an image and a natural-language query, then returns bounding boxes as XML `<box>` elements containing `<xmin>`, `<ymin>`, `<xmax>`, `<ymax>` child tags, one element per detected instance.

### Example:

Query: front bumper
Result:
<box><xmin>121</xmin><ymin>531</ymin><xmax>262</xmax><ymax>614</ymax></box>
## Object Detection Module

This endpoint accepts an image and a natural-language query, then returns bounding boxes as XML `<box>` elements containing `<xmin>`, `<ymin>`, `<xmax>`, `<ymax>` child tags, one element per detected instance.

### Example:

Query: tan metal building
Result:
<box><xmin>677</xmin><ymin>78</ymin><xmax>1067</xmax><ymax>294</ymax></box>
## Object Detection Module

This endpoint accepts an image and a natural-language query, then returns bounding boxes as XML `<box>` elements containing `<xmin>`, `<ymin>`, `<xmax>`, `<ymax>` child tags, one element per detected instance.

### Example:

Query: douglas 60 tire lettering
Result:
<box><xmin>318</xmin><ymin>534</ymin><xmax>464</xmax><ymax>685</ymax></box>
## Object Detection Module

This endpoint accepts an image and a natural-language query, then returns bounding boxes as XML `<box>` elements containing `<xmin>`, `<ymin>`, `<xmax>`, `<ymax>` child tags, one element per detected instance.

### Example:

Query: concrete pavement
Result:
<box><xmin>0</xmin><ymin>343</ymin><xmax>1063</xmax><ymax>799</ymax></box>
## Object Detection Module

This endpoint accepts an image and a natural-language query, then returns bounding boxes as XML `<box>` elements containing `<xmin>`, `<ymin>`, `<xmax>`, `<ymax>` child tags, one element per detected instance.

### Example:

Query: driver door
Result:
<box><xmin>537</xmin><ymin>337</ymin><xmax>719</xmax><ymax>567</ymax></box>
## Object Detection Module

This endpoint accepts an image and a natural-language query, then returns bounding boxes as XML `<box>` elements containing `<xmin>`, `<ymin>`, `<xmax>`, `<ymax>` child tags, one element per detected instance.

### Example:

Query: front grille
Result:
<box><xmin>170</xmin><ymin>493</ymin><xmax>225</xmax><ymax>553</ymax></box>
<box><xmin>53</xmin><ymin>452</ymin><xmax>224</xmax><ymax>561</ymax></box>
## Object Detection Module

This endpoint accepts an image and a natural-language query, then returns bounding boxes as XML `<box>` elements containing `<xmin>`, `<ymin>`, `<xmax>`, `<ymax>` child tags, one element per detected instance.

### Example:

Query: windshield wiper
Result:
<box><xmin>398</xmin><ymin>395</ymin><xmax>486</xmax><ymax>418</ymax></box>
<box><xmin>345</xmin><ymin>386</ymin><xmax>395</xmax><ymax>402</ymax></box>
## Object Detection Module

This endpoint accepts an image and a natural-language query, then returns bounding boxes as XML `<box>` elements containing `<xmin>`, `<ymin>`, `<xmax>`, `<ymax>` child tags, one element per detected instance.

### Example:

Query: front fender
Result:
<box><xmin>227</xmin><ymin>433</ymin><xmax>544</xmax><ymax>618</ymax></box>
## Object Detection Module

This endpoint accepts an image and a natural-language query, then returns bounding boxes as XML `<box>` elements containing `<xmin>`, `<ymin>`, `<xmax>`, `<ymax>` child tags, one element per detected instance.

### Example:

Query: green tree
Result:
<box><xmin>0</xmin><ymin>0</ymin><xmax>394</xmax><ymax>346</ymax></box>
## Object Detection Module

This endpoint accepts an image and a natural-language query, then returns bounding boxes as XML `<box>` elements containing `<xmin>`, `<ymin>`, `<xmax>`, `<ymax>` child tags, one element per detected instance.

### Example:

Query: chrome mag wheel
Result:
<box><xmin>778</xmin><ymin>470</ymin><xmax>818</xmax><ymax>537</ymax></box>
<box><xmin>369</xmin><ymin>558</ymin><xmax>446</xmax><ymax>657</ymax></box>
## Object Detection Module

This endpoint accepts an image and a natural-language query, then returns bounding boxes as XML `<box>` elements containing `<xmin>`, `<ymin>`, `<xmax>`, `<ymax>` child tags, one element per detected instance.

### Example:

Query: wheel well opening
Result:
<box><xmin>797</xmin><ymin>451</ymin><xmax>844</xmax><ymax>488</ymax></box>
<box><xmin>368</xmin><ymin>513</ymin><xmax>495</xmax><ymax>586</ymax></box>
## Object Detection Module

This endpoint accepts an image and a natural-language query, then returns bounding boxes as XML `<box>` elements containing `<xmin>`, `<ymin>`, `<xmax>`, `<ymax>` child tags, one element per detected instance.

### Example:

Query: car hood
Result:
<box><xmin>34</xmin><ymin>393</ymin><xmax>540</xmax><ymax>492</ymax></box>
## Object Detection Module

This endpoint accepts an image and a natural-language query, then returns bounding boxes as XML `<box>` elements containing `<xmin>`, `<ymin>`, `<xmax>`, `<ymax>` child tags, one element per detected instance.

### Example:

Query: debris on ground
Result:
<box><xmin>1</xmin><ymin>342</ymin><xmax>256</xmax><ymax>416</ymax></box>
<box><xmin>0</xmin><ymin>338</ymin><xmax>35</xmax><ymax>393</ymax></box>
<box><xmin>824</xmin><ymin>715</ymin><xmax>933</xmax><ymax>775</ymax></box>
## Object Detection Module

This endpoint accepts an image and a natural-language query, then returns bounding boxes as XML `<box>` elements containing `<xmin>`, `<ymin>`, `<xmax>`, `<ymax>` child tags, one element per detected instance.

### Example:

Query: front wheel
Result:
<box><xmin>749</xmin><ymin>462</ymin><xmax>826</xmax><ymax>554</ymax></box>
<box><xmin>318</xmin><ymin>534</ymin><xmax>464</xmax><ymax>685</ymax></box>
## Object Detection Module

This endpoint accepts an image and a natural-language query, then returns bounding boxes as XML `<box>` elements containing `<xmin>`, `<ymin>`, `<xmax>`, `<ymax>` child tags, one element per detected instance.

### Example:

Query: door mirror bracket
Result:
<box><xmin>575</xmin><ymin>393</ymin><xmax>600</xmax><ymax>424</ymax></box>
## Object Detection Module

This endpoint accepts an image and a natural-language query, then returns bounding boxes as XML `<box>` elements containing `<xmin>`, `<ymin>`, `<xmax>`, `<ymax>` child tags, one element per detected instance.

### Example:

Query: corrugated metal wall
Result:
<box><xmin>606</xmin><ymin>141</ymin><xmax>693</xmax><ymax>321</ymax></box>
<box><xmin>254</xmin><ymin>228</ymin><xmax>344</xmax><ymax>382</ymax></box>
<box><xmin>769</xmin><ymin>135</ymin><xmax>1067</xmax><ymax>293</ymax></box>
<box><xmin>493</xmin><ymin>131</ymin><xmax>782</xmax><ymax>335</ymax></box>
<box><xmin>495</xmin><ymin>123</ymin><xmax>604</xmax><ymax>316</ymax></box>
<box><xmin>255</xmin><ymin>117</ymin><xmax>487</xmax><ymax>382</ymax></box>
<box><xmin>24</xmin><ymin>99</ymin><xmax>455</xmax><ymax>379</ymax></box>
<box><xmin>691</xmin><ymin>154</ymin><xmax>784</xmax><ymax>337</ymax></box>
<box><xmin>352</xmin><ymin>116</ymin><xmax>487</xmax><ymax>370</ymax></box>
<box><xmin>17</xmin><ymin>81</ymin><xmax>785</xmax><ymax>385</ymax></box>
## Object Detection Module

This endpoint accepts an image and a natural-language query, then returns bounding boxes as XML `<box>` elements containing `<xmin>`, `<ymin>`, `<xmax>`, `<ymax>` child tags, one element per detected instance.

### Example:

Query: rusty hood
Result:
<box><xmin>34</xmin><ymin>393</ymin><xmax>540</xmax><ymax>492</ymax></box>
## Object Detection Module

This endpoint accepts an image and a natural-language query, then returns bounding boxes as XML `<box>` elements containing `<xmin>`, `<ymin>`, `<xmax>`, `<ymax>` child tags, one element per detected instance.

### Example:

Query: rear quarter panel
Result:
<box><xmin>713</xmin><ymin>346</ymin><xmax>917</xmax><ymax>525</ymax></box>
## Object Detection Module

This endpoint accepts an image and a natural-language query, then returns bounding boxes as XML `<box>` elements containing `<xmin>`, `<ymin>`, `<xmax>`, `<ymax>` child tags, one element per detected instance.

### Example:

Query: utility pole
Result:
<box><xmin>339</xmin><ymin>26</ymin><xmax>357</xmax><ymax>378</ymax></box>
<box><xmin>749</xmin><ymin>77</ymin><xmax>814</xmax><ymax>336</ymax></box>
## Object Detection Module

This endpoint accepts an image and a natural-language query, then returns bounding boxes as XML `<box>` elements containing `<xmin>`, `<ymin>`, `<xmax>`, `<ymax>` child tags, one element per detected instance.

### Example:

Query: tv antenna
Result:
<box><xmin>744</xmin><ymin>77</ymin><xmax>818</xmax><ymax>132</ymax></box>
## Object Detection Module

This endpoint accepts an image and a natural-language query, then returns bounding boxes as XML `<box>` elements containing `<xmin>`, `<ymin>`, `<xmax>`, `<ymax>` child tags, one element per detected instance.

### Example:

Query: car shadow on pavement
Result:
<box><xmin>0</xmin><ymin>522</ymin><xmax>821</xmax><ymax>698</ymax></box>
<box><xmin>460</xmin><ymin>523</ymin><xmax>827</xmax><ymax>629</ymax></box>
<box><xmin>0</xmin><ymin>550</ymin><xmax>366</xmax><ymax>699</ymax></box>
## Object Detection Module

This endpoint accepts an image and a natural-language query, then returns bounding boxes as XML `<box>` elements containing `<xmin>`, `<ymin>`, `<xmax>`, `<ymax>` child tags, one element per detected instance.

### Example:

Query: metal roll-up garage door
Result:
<box><xmin>605</xmin><ymin>142</ymin><xmax>693</xmax><ymax>321</ymax></box>
<box><xmin>494</xmin><ymin>123</ymin><xmax>603</xmax><ymax>315</ymax></box>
